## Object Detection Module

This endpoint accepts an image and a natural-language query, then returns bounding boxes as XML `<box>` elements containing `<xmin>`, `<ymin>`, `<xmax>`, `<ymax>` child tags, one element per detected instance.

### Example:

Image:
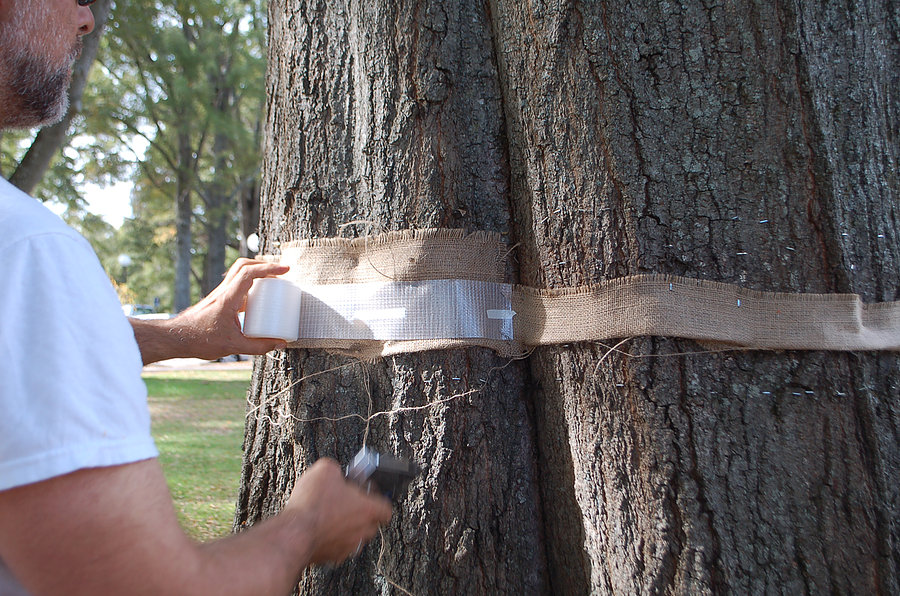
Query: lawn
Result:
<box><xmin>143</xmin><ymin>368</ymin><xmax>251</xmax><ymax>541</ymax></box>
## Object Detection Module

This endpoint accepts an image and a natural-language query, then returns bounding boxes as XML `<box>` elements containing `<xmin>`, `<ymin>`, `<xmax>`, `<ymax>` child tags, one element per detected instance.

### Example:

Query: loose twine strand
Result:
<box><xmin>339</xmin><ymin>219</ymin><xmax>398</xmax><ymax>282</ymax></box>
<box><xmin>247</xmin><ymin>354</ymin><xmax>492</xmax><ymax>595</ymax></box>
<box><xmin>246</xmin><ymin>339</ymin><xmax>743</xmax><ymax>594</ymax></box>
<box><xmin>337</xmin><ymin>221</ymin><xmax>516</xmax><ymax>284</ymax></box>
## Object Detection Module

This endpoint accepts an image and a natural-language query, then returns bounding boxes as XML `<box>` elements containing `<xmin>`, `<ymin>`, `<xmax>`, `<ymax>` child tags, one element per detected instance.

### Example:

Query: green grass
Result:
<box><xmin>143</xmin><ymin>368</ymin><xmax>251</xmax><ymax>541</ymax></box>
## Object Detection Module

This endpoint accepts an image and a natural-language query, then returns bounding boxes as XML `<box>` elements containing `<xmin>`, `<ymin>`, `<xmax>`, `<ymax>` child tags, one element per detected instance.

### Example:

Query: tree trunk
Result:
<box><xmin>202</xmin><ymin>126</ymin><xmax>233</xmax><ymax>296</ymax></box>
<box><xmin>239</xmin><ymin>176</ymin><xmax>260</xmax><ymax>257</ymax></box>
<box><xmin>173</xmin><ymin>131</ymin><xmax>194</xmax><ymax>312</ymax></box>
<box><xmin>203</xmin><ymin>56</ymin><xmax>238</xmax><ymax>294</ymax></box>
<box><xmin>202</xmin><ymin>197</ymin><xmax>228</xmax><ymax>296</ymax></box>
<box><xmin>238</xmin><ymin>1</ymin><xmax>900</xmax><ymax>594</ymax></box>
<box><xmin>238</xmin><ymin>2</ymin><xmax>546</xmax><ymax>593</ymax></box>
<box><xmin>8</xmin><ymin>0</ymin><xmax>113</xmax><ymax>193</ymax></box>
<box><xmin>239</xmin><ymin>118</ymin><xmax>262</xmax><ymax>258</ymax></box>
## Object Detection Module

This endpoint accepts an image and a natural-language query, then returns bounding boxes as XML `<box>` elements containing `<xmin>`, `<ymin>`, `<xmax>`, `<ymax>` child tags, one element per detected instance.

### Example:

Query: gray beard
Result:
<box><xmin>4</xmin><ymin>48</ymin><xmax>73</xmax><ymax>128</ymax></box>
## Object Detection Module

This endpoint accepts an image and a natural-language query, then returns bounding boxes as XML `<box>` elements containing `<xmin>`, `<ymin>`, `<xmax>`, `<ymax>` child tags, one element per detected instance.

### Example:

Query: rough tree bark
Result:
<box><xmin>237</xmin><ymin>1</ymin><xmax>899</xmax><ymax>594</ymax></box>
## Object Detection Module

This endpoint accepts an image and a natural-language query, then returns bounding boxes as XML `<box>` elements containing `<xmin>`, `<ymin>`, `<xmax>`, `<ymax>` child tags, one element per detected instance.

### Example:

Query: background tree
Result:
<box><xmin>239</xmin><ymin>0</ymin><xmax>899</xmax><ymax>594</ymax></box>
<box><xmin>79</xmin><ymin>0</ymin><xmax>267</xmax><ymax>309</ymax></box>
<box><xmin>95</xmin><ymin>0</ymin><xmax>229</xmax><ymax>309</ymax></box>
<box><xmin>2</xmin><ymin>0</ymin><xmax>267</xmax><ymax>311</ymax></box>
<box><xmin>193</xmin><ymin>1</ymin><xmax>268</xmax><ymax>293</ymax></box>
<box><xmin>0</xmin><ymin>0</ymin><xmax>113</xmax><ymax>206</ymax></box>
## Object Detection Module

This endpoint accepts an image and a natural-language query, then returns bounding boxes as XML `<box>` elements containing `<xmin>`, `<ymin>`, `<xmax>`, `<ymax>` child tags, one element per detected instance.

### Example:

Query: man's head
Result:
<box><xmin>0</xmin><ymin>0</ymin><xmax>95</xmax><ymax>129</ymax></box>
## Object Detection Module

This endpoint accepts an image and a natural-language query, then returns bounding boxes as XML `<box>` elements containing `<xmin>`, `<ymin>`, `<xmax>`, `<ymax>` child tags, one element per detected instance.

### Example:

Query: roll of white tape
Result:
<box><xmin>243</xmin><ymin>278</ymin><xmax>302</xmax><ymax>341</ymax></box>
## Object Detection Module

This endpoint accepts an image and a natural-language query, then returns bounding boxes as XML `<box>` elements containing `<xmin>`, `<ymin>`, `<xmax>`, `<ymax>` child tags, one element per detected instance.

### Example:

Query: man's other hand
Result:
<box><xmin>285</xmin><ymin>458</ymin><xmax>394</xmax><ymax>564</ymax></box>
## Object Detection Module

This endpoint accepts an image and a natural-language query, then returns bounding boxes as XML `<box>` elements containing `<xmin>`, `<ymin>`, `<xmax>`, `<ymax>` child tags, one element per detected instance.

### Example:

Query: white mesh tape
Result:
<box><xmin>243</xmin><ymin>278</ymin><xmax>514</xmax><ymax>342</ymax></box>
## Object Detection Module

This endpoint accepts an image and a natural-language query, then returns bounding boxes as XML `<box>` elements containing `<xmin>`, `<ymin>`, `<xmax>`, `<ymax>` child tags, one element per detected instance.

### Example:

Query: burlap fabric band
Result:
<box><xmin>265</xmin><ymin>229</ymin><xmax>900</xmax><ymax>358</ymax></box>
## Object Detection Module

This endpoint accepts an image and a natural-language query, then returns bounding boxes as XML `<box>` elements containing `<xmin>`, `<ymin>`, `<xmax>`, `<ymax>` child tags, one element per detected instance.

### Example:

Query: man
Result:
<box><xmin>0</xmin><ymin>1</ymin><xmax>392</xmax><ymax>594</ymax></box>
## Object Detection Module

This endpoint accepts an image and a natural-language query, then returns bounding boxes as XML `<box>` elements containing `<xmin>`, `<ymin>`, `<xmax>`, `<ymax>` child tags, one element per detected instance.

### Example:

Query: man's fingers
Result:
<box><xmin>231</xmin><ymin>262</ymin><xmax>290</xmax><ymax>294</ymax></box>
<box><xmin>213</xmin><ymin>261</ymin><xmax>290</xmax><ymax>309</ymax></box>
<box><xmin>222</xmin><ymin>258</ymin><xmax>289</xmax><ymax>287</ymax></box>
<box><xmin>220</xmin><ymin>257</ymin><xmax>255</xmax><ymax>285</ymax></box>
<box><xmin>372</xmin><ymin>496</ymin><xmax>393</xmax><ymax>524</ymax></box>
<box><xmin>351</xmin><ymin>487</ymin><xmax>393</xmax><ymax>528</ymax></box>
<box><xmin>310</xmin><ymin>457</ymin><xmax>341</xmax><ymax>477</ymax></box>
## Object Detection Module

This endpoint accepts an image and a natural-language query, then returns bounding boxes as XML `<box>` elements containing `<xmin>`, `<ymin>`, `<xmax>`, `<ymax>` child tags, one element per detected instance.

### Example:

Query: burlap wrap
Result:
<box><xmin>264</xmin><ymin>229</ymin><xmax>900</xmax><ymax>358</ymax></box>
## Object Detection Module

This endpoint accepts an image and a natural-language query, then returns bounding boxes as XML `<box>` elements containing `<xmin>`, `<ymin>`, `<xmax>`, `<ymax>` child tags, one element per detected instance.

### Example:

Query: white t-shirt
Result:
<box><xmin>0</xmin><ymin>177</ymin><xmax>158</xmax><ymax>592</ymax></box>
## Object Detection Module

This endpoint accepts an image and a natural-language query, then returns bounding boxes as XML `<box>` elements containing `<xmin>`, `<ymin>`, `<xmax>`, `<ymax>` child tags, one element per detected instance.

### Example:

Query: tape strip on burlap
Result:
<box><xmin>264</xmin><ymin>229</ymin><xmax>900</xmax><ymax>358</ymax></box>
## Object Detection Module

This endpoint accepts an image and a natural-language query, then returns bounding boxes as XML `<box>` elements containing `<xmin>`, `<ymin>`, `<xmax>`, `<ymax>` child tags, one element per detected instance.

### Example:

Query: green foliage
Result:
<box><xmin>0</xmin><ymin>130</ymin><xmax>33</xmax><ymax>178</ymax></box>
<box><xmin>1</xmin><ymin>130</ymin><xmax>86</xmax><ymax>209</ymax></box>
<box><xmin>4</xmin><ymin>0</ymin><xmax>268</xmax><ymax>309</ymax></box>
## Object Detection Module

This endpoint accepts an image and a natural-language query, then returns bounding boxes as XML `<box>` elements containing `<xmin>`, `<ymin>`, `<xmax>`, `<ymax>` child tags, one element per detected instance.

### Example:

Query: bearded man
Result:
<box><xmin>0</xmin><ymin>2</ymin><xmax>391</xmax><ymax>594</ymax></box>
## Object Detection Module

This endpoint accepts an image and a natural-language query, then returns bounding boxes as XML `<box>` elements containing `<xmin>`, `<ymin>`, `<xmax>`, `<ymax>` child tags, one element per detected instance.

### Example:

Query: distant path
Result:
<box><xmin>143</xmin><ymin>357</ymin><xmax>254</xmax><ymax>373</ymax></box>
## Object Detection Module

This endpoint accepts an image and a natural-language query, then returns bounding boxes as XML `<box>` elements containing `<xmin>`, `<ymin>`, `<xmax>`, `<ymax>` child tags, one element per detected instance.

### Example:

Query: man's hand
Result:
<box><xmin>284</xmin><ymin>458</ymin><xmax>394</xmax><ymax>564</ymax></box>
<box><xmin>131</xmin><ymin>259</ymin><xmax>290</xmax><ymax>364</ymax></box>
<box><xmin>174</xmin><ymin>258</ymin><xmax>292</xmax><ymax>360</ymax></box>
<box><xmin>0</xmin><ymin>457</ymin><xmax>393</xmax><ymax>595</ymax></box>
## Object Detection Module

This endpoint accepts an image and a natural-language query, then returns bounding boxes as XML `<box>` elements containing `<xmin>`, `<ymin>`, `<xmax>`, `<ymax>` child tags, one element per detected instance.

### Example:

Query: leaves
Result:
<box><xmin>2</xmin><ymin>0</ymin><xmax>268</xmax><ymax>310</ymax></box>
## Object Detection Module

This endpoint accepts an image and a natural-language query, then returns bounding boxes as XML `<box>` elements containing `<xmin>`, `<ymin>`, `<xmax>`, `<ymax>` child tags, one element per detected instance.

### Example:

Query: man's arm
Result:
<box><xmin>0</xmin><ymin>458</ymin><xmax>391</xmax><ymax>596</ymax></box>
<box><xmin>131</xmin><ymin>259</ymin><xmax>290</xmax><ymax>365</ymax></box>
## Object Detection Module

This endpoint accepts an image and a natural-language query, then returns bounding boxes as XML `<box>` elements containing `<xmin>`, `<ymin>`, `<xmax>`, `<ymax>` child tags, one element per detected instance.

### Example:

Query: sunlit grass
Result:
<box><xmin>143</xmin><ymin>368</ymin><xmax>251</xmax><ymax>541</ymax></box>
